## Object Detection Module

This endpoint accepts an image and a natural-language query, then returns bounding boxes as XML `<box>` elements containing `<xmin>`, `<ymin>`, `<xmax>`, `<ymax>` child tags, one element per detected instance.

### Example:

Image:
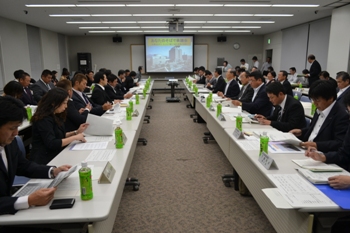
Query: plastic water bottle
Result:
<box><xmin>114</xmin><ymin>103</ymin><xmax>121</xmax><ymax>113</ymax></box>
<box><xmin>26</xmin><ymin>106</ymin><xmax>32</xmax><ymax>121</ymax></box>
<box><xmin>236</xmin><ymin>113</ymin><xmax>243</xmax><ymax>131</ymax></box>
<box><xmin>126</xmin><ymin>107</ymin><xmax>132</xmax><ymax>121</ymax></box>
<box><xmin>294</xmin><ymin>93</ymin><xmax>299</xmax><ymax>100</ymax></box>
<box><xmin>259</xmin><ymin>132</ymin><xmax>269</xmax><ymax>156</ymax></box>
<box><xmin>209</xmin><ymin>91</ymin><xmax>213</xmax><ymax>100</ymax></box>
<box><xmin>194</xmin><ymin>86</ymin><xmax>198</xmax><ymax>97</ymax></box>
<box><xmin>79</xmin><ymin>161</ymin><xmax>93</xmax><ymax>201</ymax></box>
<box><xmin>217</xmin><ymin>103</ymin><xmax>222</xmax><ymax>117</ymax></box>
<box><xmin>143</xmin><ymin>89</ymin><xmax>146</xmax><ymax>98</ymax></box>
<box><xmin>206</xmin><ymin>95</ymin><xmax>211</xmax><ymax>108</ymax></box>
<box><xmin>135</xmin><ymin>94</ymin><xmax>140</xmax><ymax>105</ymax></box>
<box><xmin>311</xmin><ymin>102</ymin><xmax>316</xmax><ymax>115</ymax></box>
<box><xmin>90</xmin><ymin>84</ymin><xmax>95</xmax><ymax>91</ymax></box>
<box><xmin>299</xmin><ymin>82</ymin><xmax>302</xmax><ymax>89</ymax></box>
<box><xmin>115</xmin><ymin>124</ymin><xmax>123</xmax><ymax>149</ymax></box>
<box><xmin>129</xmin><ymin>100</ymin><xmax>134</xmax><ymax>112</ymax></box>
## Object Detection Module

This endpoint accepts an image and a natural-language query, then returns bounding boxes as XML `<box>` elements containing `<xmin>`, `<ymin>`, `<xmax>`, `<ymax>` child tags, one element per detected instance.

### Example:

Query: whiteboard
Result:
<box><xmin>130</xmin><ymin>44</ymin><xmax>208</xmax><ymax>71</ymax></box>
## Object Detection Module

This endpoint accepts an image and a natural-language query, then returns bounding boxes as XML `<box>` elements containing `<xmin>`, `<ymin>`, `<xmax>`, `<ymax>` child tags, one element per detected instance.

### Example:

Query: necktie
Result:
<box><xmin>47</xmin><ymin>84</ymin><xmax>51</xmax><ymax>90</ymax></box>
<box><xmin>277</xmin><ymin>106</ymin><xmax>283</xmax><ymax>122</ymax></box>
<box><xmin>82</xmin><ymin>93</ymin><xmax>90</xmax><ymax>104</ymax></box>
<box><xmin>24</xmin><ymin>88</ymin><xmax>32</xmax><ymax>100</ymax></box>
<box><xmin>0</xmin><ymin>151</ymin><xmax>8</xmax><ymax>172</ymax></box>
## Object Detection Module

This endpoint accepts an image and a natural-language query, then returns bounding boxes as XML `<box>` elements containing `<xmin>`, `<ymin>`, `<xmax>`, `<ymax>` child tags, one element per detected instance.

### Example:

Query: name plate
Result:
<box><xmin>123</xmin><ymin>132</ymin><xmax>128</xmax><ymax>145</ymax></box>
<box><xmin>209</xmin><ymin>105</ymin><xmax>215</xmax><ymax>111</ymax></box>
<box><xmin>200</xmin><ymin>96</ymin><xmax>205</xmax><ymax>103</ymax></box>
<box><xmin>132</xmin><ymin>109</ymin><xmax>139</xmax><ymax>117</ymax></box>
<box><xmin>258</xmin><ymin>152</ymin><xmax>278</xmax><ymax>170</ymax></box>
<box><xmin>233</xmin><ymin>128</ymin><xmax>245</xmax><ymax>139</ymax></box>
<box><xmin>218</xmin><ymin>113</ymin><xmax>226</xmax><ymax>121</ymax></box>
<box><xmin>98</xmin><ymin>161</ymin><xmax>116</xmax><ymax>184</ymax></box>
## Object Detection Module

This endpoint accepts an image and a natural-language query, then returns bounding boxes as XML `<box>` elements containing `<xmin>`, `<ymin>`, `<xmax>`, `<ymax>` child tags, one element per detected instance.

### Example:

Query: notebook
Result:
<box><xmin>296</xmin><ymin>168</ymin><xmax>350</xmax><ymax>184</ymax></box>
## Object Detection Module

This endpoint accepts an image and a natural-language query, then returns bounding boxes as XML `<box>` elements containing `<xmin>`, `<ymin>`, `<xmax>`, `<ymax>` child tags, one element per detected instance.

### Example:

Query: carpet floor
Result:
<box><xmin>113</xmin><ymin>93</ymin><xmax>276</xmax><ymax>233</ymax></box>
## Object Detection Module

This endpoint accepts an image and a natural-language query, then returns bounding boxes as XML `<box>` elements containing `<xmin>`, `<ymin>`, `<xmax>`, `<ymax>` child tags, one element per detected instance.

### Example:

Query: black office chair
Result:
<box><xmin>11</xmin><ymin>136</ymin><xmax>30</xmax><ymax>195</ymax></box>
<box><xmin>222</xmin><ymin>168</ymin><xmax>239</xmax><ymax>190</ymax></box>
<box><xmin>125</xmin><ymin>177</ymin><xmax>140</xmax><ymax>191</ymax></box>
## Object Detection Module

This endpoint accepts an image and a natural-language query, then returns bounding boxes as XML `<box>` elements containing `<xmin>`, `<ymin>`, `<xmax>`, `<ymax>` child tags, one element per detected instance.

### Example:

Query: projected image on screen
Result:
<box><xmin>145</xmin><ymin>35</ymin><xmax>194</xmax><ymax>73</ymax></box>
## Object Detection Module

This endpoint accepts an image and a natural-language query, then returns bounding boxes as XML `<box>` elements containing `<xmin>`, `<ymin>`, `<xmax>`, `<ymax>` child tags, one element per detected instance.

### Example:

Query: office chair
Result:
<box><xmin>125</xmin><ymin>177</ymin><xmax>140</xmax><ymax>191</ymax></box>
<box><xmin>305</xmin><ymin>117</ymin><xmax>311</xmax><ymax>128</ymax></box>
<box><xmin>11</xmin><ymin>136</ymin><xmax>30</xmax><ymax>195</ymax></box>
<box><xmin>222</xmin><ymin>168</ymin><xmax>239</xmax><ymax>190</ymax></box>
<box><xmin>300</xmin><ymin>95</ymin><xmax>311</xmax><ymax>102</ymax></box>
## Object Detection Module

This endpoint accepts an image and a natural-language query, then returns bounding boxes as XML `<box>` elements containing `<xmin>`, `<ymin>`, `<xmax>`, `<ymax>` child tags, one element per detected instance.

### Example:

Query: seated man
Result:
<box><xmin>122</xmin><ymin>70</ymin><xmax>135</xmax><ymax>92</ymax></box>
<box><xmin>115</xmin><ymin>70</ymin><xmax>128</xmax><ymax>95</ymax></box>
<box><xmin>193</xmin><ymin>66</ymin><xmax>206</xmax><ymax>85</ymax></box>
<box><xmin>336</xmin><ymin>71</ymin><xmax>350</xmax><ymax>103</ymax></box>
<box><xmin>290</xmin><ymin>80</ymin><xmax>348</xmax><ymax>152</ymax></box>
<box><xmin>0</xmin><ymin>96</ymin><xmax>70</xmax><ymax>215</ymax></box>
<box><xmin>255</xmin><ymin>82</ymin><xmax>306</xmax><ymax>132</ymax></box>
<box><xmin>30</xmin><ymin>69</ymin><xmax>55</xmax><ymax>102</ymax></box>
<box><xmin>91</xmin><ymin>71</ymin><xmax>118</xmax><ymax>106</ymax></box>
<box><xmin>210</xmin><ymin>68</ymin><xmax>226</xmax><ymax>93</ymax></box>
<box><xmin>217</xmin><ymin>69</ymin><xmax>240</xmax><ymax>99</ymax></box>
<box><xmin>72</xmin><ymin>74</ymin><xmax>112</xmax><ymax>116</ymax></box>
<box><xmin>18</xmin><ymin>72</ymin><xmax>37</xmax><ymax>106</ymax></box>
<box><xmin>277</xmin><ymin>70</ymin><xmax>293</xmax><ymax>96</ymax></box>
<box><xmin>231</xmin><ymin>71</ymin><xmax>253</xmax><ymax>103</ymax></box>
<box><xmin>287</xmin><ymin>67</ymin><xmax>298</xmax><ymax>84</ymax></box>
<box><xmin>106</xmin><ymin>74</ymin><xmax>132</xmax><ymax>100</ymax></box>
<box><xmin>319</xmin><ymin>71</ymin><xmax>337</xmax><ymax>90</ymax></box>
<box><xmin>232</xmin><ymin>71</ymin><xmax>272</xmax><ymax>117</ymax></box>
<box><xmin>204</xmin><ymin>70</ymin><xmax>216</xmax><ymax>89</ymax></box>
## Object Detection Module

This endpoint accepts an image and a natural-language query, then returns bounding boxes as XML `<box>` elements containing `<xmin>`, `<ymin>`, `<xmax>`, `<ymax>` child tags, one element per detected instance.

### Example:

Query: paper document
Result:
<box><xmin>268</xmin><ymin>142</ymin><xmax>304</xmax><ymax>154</ymax></box>
<box><xmin>253</xmin><ymin>131</ymin><xmax>301</xmax><ymax>145</ymax></box>
<box><xmin>262</xmin><ymin>188</ymin><xmax>294</xmax><ymax>209</ymax></box>
<box><xmin>292</xmin><ymin>158</ymin><xmax>343</xmax><ymax>172</ymax></box>
<box><xmin>85</xmin><ymin>114</ymin><xmax>114</xmax><ymax>136</ymax></box>
<box><xmin>296</xmin><ymin>168</ymin><xmax>350</xmax><ymax>184</ymax></box>
<box><xmin>221</xmin><ymin>107</ymin><xmax>242</xmax><ymax>114</ymax></box>
<box><xmin>84</xmin><ymin>136</ymin><xmax>113</xmax><ymax>142</ymax></box>
<box><xmin>236</xmin><ymin>140</ymin><xmax>260</xmax><ymax>150</ymax></box>
<box><xmin>70</xmin><ymin>141</ymin><xmax>108</xmax><ymax>150</ymax></box>
<box><xmin>267</xmin><ymin>174</ymin><xmax>337</xmax><ymax>208</ymax></box>
<box><xmin>86</xmin><ymin>150</ymin><xmax>116</xmax><ymax>161</ymax></box>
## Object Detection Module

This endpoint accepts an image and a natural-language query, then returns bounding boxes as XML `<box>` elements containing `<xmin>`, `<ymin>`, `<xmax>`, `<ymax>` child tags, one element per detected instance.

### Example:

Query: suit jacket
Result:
<box><xmin>301</xmin><ymin>101</ymin><xmax>348</xmax><ymax>152</ymax></box>
<box><xmin>265</xmin><ymin>79</ymin><xmax>275</xmax><ymax>87</ymax></box>
<box><xmin>20</xmin><ymin>87</ymin><xmax>37</xmax><ymax>106</ymax></box>
<box><xmin>224</xmin><ymin>79</ymin><xmax>240</xmax><ymax>99</ymax></box>
<box><xmin>281</xmin><ymin>80</ymin><xmax>293</xmax><ymax>96</ymax></box>
<box><xmin>242</xmin><ymin>84</ymin><xmax>272</xmax><ymax>117</ymax></box>
<box><xmin>91</xmin><ymin>84</ymin><xmax>113</xmax><ymax>105</ymax></box>
<box><xmin>267</xmin><ymin>95</ymin><xmax>306</xmax><ymax>132</ymax></box>
<box><xmin>236</xmin><ymin>84</ymin><xmax>254</xmax><ymax>103</ymax></box>
<box><xmin>212</xmin><ymin>76</ymin><xmax>226</xmax><ymax>93</ymax></box>
<box><xmin>136</xmin><ymin>71</ymin><xmax>142</xmax><ymax>82</ymax></box>
<box><xmin>196</xmin><ymin>75</ymin><xmax>206</xmax><ymax>85</ymax></box>
<box><xmin>72</xmin><ymin>91</ymin><xmax>105</xmax><ymax>116</ymax></box>
<box><xmin>65</xmin><ymin>99</ymin><xmax>88</xmax><ymax>132</ymax></box>
<box><xmin>337</xmin><ymin>86</ymin><xmax>350</xmax><ymax>106</ymax></box>
<box><xmin>105</xmin><ymin>84</ymin><xmax>124</xmax><ymax>100</ymax></box>
<box><xmin>206</xmin><ymin>78</ymin><xmax>217</xmax><ymax>89</ymax></box>
<box><xmin>30</xmin><ymin>80</ymin><xmax>55</xmax><ymax>102</ymax></box>
<box><xmin>31</xmin><ymin>116</ymin><xmax>66</xmax><ymax>165</ymax></box>
<box><xmin>0</xmin><ymin>139</ymin><xmax>51</xmax><ymax>215</ymax></box>
<box><xmin>122</xmin><ymin>76</ymin><xmax>135</xmax><ymax>92</ymax></box>
<box><xmin>308</xmin><ymin>60</ymin><xmax>321</xmax><ymax>87</ymax></box>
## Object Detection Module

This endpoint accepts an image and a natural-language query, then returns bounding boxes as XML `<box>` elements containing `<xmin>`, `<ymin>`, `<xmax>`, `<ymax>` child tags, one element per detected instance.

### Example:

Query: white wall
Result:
<box><xmin>0</xmin><ymin>17</ymin><xmax>31</xmax><ymax>84</ymax></box>
<box><xmin>263</xmin><ymin>31</ymin><xmax>283</xmax><ymax>71</ymax></box>
<box><xmin>327</xmin><ymin>4</ymin><xmax>350</xmax><ymax>76</ymax></box>
<box><xmin>40</xmin><ymin>28</ymin><xmax>60</xmax><ymax>71</ymax></box>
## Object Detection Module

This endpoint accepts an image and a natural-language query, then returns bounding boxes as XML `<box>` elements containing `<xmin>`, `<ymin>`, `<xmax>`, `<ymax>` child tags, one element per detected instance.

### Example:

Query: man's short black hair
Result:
<box><xmin>19</xmin><ymin>72</ymin><xmax>30</xmax><ymax>81</ymax></box>
<box><xmin>129</xmin><ymin>71</ymin><xmax>137</xmax><ymax>77</ymax></box>
<box><xmin>0</xmin><ymin>96</ymin><xmax>27</xmax><ymax>127</ymax></box>
<box><xmin>289</xmin><ymin>67</ymin><xmax>296</xmax><ymax>72</ymax></box>
<box><xmin>223</xmin><ymin>61</ymin><xmax>228</xmax><ymax>65</ymax></box>
<box><xmin>41</xmin><ymin>69</ymin><xmax>52</xmax><ymax>77</ymax></box>
<box><xmin>280</xmin><ymin>70</ymin><xmax>288</xmax><ymax>78</ymax></box>
<box><xmin>302</xmin><ymin>69</ymin><xmax>310</xmax><ymax>75</ymax></box>
<box><xmin>319</xmin><ymin>71</ymin><xmax>330</xmax><ymax>78</ymax></box>
<box><xmin>107</xmin><ymin>74</ymin><xmax>118</xmax><ymax>83</ymax></box>
<box><xmin>99</xmin><ymin>68</ymin><xmax>106</xmax><ymax>72</ymax></box>
<box><xmin>252</xmin><ymin>56</ymin><xmax>257</xmax><ymax>60</ymax></box>
<box><xmin>240</xmin><ymin>59</ymin><xmax>245</xmax><ymax>63</ymax></box>
<box><xmin>199</xmin><ymin>67</ymin><xmax>205</xmax><ymax>72</ymax></box>
<box><xmin>308</xmin><ymin>54</ymin><xmax>316</xmax><ymax>60</ymax></box>
<box><xmin>94</xmin><ymin>71</ymin><xmax>106</xmax><ymax>83</ymax></box>
<box><xmin>309</xmin><ymin>80</ymin><xmax>337</xmax><ymax>101</ymax></box>
<box><xmin>204</xmin><ymin>70</ymin><xmax>212</xmax><ymax>76</ymax></box>
<box><xmin>215</xmin><ymin>68</ymin><xmax>222</xmax><ymax>75</ymax></box>
<box><xmin>249</xmin><ymin>71</ymin><xmax>264</xmax><ymax>82</ymax></box>
<box><xmin>125</xmin><ymin>69</ymin><xmax>130</xmax><ymax>73</ymax></box>
<box><xmin>336</xmin><ymin>71</ymin><xmax>350</xmax><ymax>82</ymax></box>
<box><xmin>194</xmin><ymin>67</ymin><xmax>198</xmax><ymax>72</ymax></box>
<box><xmin>268</xmin><ymin>71</ymin><xmax>277</xmax><ymax>78</ymax></box>
<box><xmin>104</xmin><ymin>69</ymin><xmax>112</xmax><ymax>77</ymax></box>
<box><xmin>13</xmin><ymin>70</ymin><xmax>24</xmax><ymax>80</ymax></box>
<box><xmin>138</xmin><ymin>66</ymin><xmax>143</xmax><ymax>71</ymax></box>
<box><xmin>266</xmin><ymin>82</ymin><xmax>285</xmax><ymax>96</ymax></box>
<box><xmin>267</xmin><ymin>66</ymin><xmax>274</xmax><ymax>71</ymax></box>
<box><xmin>118</xmin><ymin>70</ymin><xmax>125</xmax><ymax>76</ymax></box>
<box><xmin>229</xmin><ymin>69</ymin><xmax>236</xmax><ymax>76</ymax></box>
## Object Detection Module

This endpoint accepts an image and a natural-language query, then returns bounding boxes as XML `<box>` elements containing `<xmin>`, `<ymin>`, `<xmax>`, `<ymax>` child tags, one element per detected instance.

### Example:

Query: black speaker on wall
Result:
<box><xmin>77</xmin><ymin>53</ymin><xmax>92</xmax><ymax>72</ymax></box>
<box><xmin>217</xmin><ymin>36</ymin><xmax>227</xmax><ymax>42</ymax></box>
<box><xmin>113</xmin><ymin>36</ymin><xmax>122</xmax><ymax>42</ymax></box>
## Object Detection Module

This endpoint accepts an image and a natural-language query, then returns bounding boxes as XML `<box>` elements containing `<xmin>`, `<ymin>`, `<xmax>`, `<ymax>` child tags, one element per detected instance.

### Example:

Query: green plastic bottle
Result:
<box><xmin>311</xmin><ymin>102</ymin><xmax>316</xmax><ymax>115</ymax></box>
<box><xmin>26</xmin><ymin>106</ymin><xmax>32</xmax><ymax>121</ymax></box>
<box><xmin>115</xmin><ymin>124</ymin><xmax>123</xmax><ymax>149</ymax></box>
<box><xmin>299</xmin><ymin>82</ymin><xmax>302</xmax><ymax>89</ymax></box>
<box><xmin>259</xmin><ymin>132</ymin><xmax>269</xmax><ymax>156</ymax></box>
<box><xmin>236</xmin><ymin>113</ymin><xmax>243</xmax><ymax>131</ymax></box>
<box><xmin>126</xmin><ymin>107</ymin><xmax>132</xmax><ymax>121</ymax></box>
<box><xmin>194</xmin><ymin>86</ymin><xmax>198</xmax><ymax>97</ymax></box>
<box><xmin>217</xmin><ymin>103</ymin><xmax>222</xmax><ymax>117</ymax></box>
<box><xmin>294</xmin><ymin>93</ymin><xmax>299</xmax><ymax>100</ymax></box>
<box><xmin>209</xmin><ymin>91</ymin><xmax>213</xmax><ymax>100</ymax></box>
<box><xmin>129</xmin><ymin>100</ymin><xmax>134</xmax><ymax>112</ymax></box>
<box><xmin>79</xmin><ymin>161</ymin><xmax>93</xmax><ymax>201</ymax></box>
<box><xmin>143</xmin><ymin>89</ymin><xmax>146</xmax><ymax>98</ymax></box>
<box><xmin>206</xmin><ymin>95</ymin><xmax>211</xmax><ymax>108</ymax></box>
<box><xmin>135</xmin><ymin>94</ymin><xmax>140</xmax><ymax>105</ymax></box>
<box><xmin>90</xmin><ymin>84</ymin><xmax>95</xmax><ymax>92</ymax></box>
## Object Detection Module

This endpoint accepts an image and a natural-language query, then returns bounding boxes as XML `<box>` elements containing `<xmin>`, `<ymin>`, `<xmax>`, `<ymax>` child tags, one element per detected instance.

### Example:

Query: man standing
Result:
<box><xmin>252</xmin><ymin>56</ymin><xmax>259</xmax><ymax>69</ymax></box>
<box><xmin>18</xmin><ymin>72</ymin><xmax>37</xmax><ymax>106</ymax></box>
<box><xmin>260</xmin><ymin>57</ymin><xmax>272</xmax><ymax>76</ymax></box>
<box><xmin>30</xmin><ymin>70</ymin><xmax>55</xmax><ymax>102</ymax></box>
<box><xmin>305</xmin><ymin>54</ymin><xmax>321</xmax><ymax>87</ymax></box>
<box><xmin>136</xmin><ymin>66</ymin><xmax>143</xmax><ymax>82</ymax></box>
<box><xmin>217</xmin><ymin>69</ymin><xmax>240</xmax><ymax>99</ymax></box>
<box><xmin>277</xmin><ymin>70</ymin><xmax>293</xmax><ymax>96</ymax></box>
<box><xmin>255</xmin><ymin>82</ymin><xmax>306</xmax><ymax>132</ymax></box>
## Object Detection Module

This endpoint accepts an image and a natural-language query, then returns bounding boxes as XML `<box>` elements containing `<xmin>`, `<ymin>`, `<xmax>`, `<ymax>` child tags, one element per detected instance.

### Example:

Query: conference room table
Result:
<box><xmin>183</xmin><ymin>80</ymin><xmax>211</xmax><ymax>108</ymax></box>
<box><xmin>183</xmin><ymin>82</ymin><xmax>349</xmax><ymax>233</ymax></box>
<box><xmin>0</xmin><ymin>82</ymin><xmax>153</xmax><ymax>233</ymax></box>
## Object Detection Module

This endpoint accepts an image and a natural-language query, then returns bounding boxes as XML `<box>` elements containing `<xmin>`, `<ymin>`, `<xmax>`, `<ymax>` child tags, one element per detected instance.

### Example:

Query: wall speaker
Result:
<box><xmin>217</xmin><ymin>36</ymin><xmax>227</xmax><ymax>42</ymax></box>
<box><xmin>113</xmin><ymin>36</ymin><xmax>122</xmax><ymax>43</ymax></box>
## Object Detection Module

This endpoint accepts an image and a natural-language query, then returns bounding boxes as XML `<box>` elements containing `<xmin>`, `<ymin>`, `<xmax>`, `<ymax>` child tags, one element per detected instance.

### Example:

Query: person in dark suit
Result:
<box><xmin>204</xmin><ymin>70</ymin><xmax>217</xmax><ymax>89</ymax></box>
<box><xmin>319</xmin><ymin>71</ymin><xmax>337</xmax><ymax>90</ymax></box>
<box><xmin>335</xmin><ymin>71</ymin><xmax>350</xmax><ymax>105</ymax></box>
<box><xmin>305</xmin><ymin>54</ymin><xmax>321</xmax><ymax>87</ymax></box>
<box><xmin>265</xmin><ymin>71</ymin><xmax>276</xmax><ymax>87</ymax></box>
<box><xmin>91</xmin><ymin>71</ymin><xmax>117</xmax><ymax>105</ymax></box>
<box><xmin>106</xmin><ymin>74</ymin><xmax>133</xmax><ymax>100</ymax></box>
<box><xmin>18</xmin><ymin>72</ymin><xmax>37</xmax><ymax>105</ymax></box>
<box><xmin>290</xmin><ymin>80</ymin><xmax>348</xmax><ymax>152</ymax></box>
<box><xmin>136</xmin><ymin>66</ymin><xmax>143</xmax><ymax>83</ymax></box>
<box><xmin>193</xmin><ymin>66</ymin><xmax>206</xmax><ymax>85</ymax></box>
<box><xmin>30</xmin><ymin>69</ymin><xmax>55</xmax><ymax>102</ymax></box>
<box><xmin>277</xmin><ymin>70</ymin><xmax>293</xmax><ymax>96</ymax></box>
<box><xmin>30</xmin><ymin>88</ymin><xmax>88</xmax><ymax>165</ymax></box>
<box><xmin>232</xmin><ymin>71</ymin><xmax>272</xmax><ymax>117</ymax></box>
<box><xmin>217</xmin><ymin>68</ymin><xmax>240</xmax><ymax>99</ymax></box>
<box><xmin>305</xmin><ymin>92</ymin><xmax>350</xmax><ymax>180</ymax></box>
<box><xmin>115</xmin><ymin>70</ymin><xmax>128</xmax><ymax>95</ymax></box>
<box><xmin>0</xmin><ymin>96</ymin><xmax>71</xmax><ymax>216</ymax></box>
<box><xmin>231</xmin><ymin>71</ymin><xmax>254</xmax><ymax>103</ymax></box>
<box><xmin>86</xmin><ymin>70</ymin><xmax>94</xmax><ymax>87</ymax></box>
<box><xmin>255</xmin><ymin>82</ymin><xmax>306</xmax><ymax>132</ymax></box>
<box><xmin>122</xmin><ymin>71</ymin><xmax>136</xmax><ymax>93</ymax></box>
<box><xmin>210</xmin><ymin>68</ymin><xmax>226</xmax><ymax>93</ymax></box>
<box><xmin>3</xmin><ymin>81</ymin><xmax>23</xmax><ymax>99</ymax></box>
<box><xmin>71</xmin><ymin>74</ymin><xmax>112</xmax><ymax>116</ymax></box>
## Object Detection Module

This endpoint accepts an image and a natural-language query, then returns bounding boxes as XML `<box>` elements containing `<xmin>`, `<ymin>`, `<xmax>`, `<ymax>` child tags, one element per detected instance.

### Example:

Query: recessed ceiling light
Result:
<box><xmin>137</xmin><ymin>21</ymin><xmax>167</xmax><ymax>23</ymax></box>
<box><xmin>198</xmin><ymin>30</ymin><xmax>224</xmax><ymax>32</ymax></box>
<box><xmin>232</xmin><ymin>26</ymin><xmax>261</xmax><ymax>28</ymax></box>
<box><xmin>140</xmin><ymin>26</ymin><xmax>168</xmax><ymax>28</ymax></box>
<box><xmin>126</xmin><ymin>4</ymin><xmax>174</xmax><ymax>7</ymax></box>
<box><xmin>185</xmin><ymin>26</ymin><xmax>201</xmax><ymax>28</ymax></box>
<box><xmin>110</xmin><ymin>26</ymin><xmax>141</xmax><ymax>29</ymax></box>
<box><xmin>241</xmin><ymin>21</ymin><xmax>275</xmax><ymax>23</ymax></box>
<box><xmin>133</xmin><ymin>14</ymin><xmax>173</xmax><ymax>17</ymax></box>
<box><xmin>89</xmin><ymin>31</ymin><xmax>116</xmax><ymax>33</ymax></box>
<box><xmin>67</xmin><ymin>21</ymin><xmax>101</xmax><ymax>24</ymax></box>
<box><xmin>202</xmin><ymin>26</ymin><xmax>231</xmax><ymax>28</ymax></box>
<box><xmin>272</xmin><ymin>4</ymin><xmax>319</xmax><ymax>7</ymax></box>
<box><xmin>76</xmin><ymin>4</ymin><xmax>125</xmax><ymax>7</ymax></box>
<box><xmin>116</xmin><ymin>31</ymin><xmax>143</xmax><ymax>33</ymax></box>
<box><xmin>224</xmin><ymin>30</ymin><xmax>251</xmax><ymax>32</ymax></box>
<box><xmin>206</xmin><ymin>21</ymin><xmax>240</xmax><ymax>23</ymax></box>
<box><xmin>174</xmin><ymin>14</ymin><xmax>213</xmax><ymax>16</ymax></box>
<box><xmin>214</xmin><ymin>14</ymin><xmax>254</xmax><ymax>17</ymax></box>
<box><xmin>102</xmin><ymin>21</ymin><xmax>136</xmax><ymax>24</ymax></box>
<box><xmin>224</xmin><ymin>4</ymin><xmax>271</xmax><ymax>7</ymax></box>
<box><xmin>79</xmin><ymin>27</ymin><xmax>110</xmax><ymax>29</ymax></box>
<box><xmin>254</xmin><ymin>14</ymin><xmax>293</xmax><ymax>17</ymax></box>
<box><xmin>183</xmin><ymin>30</ymin><xmax>198</xmax><ymax>32</ymax></box>
<box><xmin>50</xmin><ymin>14</ymin><xmax>90</xmax><ymax>17</ymax></box>
<box><xmin>91</xmin><ymin>14</ymin><xmax>132</xmax><ymax>17</ymax></box>
<box><xmin>143</xmin><ymin>31</ymin><xmax>170</xmax><ymax>32</ymax></box>
<box><xmin>176</xmin><ymin>4</ymin><xmax>223</xmax><ymax>7</ymax></box>
<box><xmin>26</xmin><ymin>4</ymin><xmax>76</xmax><ymax>7</ymax></box>
<box><xmin>184</xmin><ymin>21</ymin><xmax>206</xmax><ymax>23</ymax></box>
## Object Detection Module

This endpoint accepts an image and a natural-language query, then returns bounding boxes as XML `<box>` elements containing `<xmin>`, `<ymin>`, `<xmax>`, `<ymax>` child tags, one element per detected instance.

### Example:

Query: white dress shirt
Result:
<box><xmin>337</xmin><ymin>85</ymin><xmax>350</xmax><ymax>98</ymax></box>
<box><xmin>278</xmin><ymin>95</ymin><xmax>287</xmax><ymax>118</ymax></box>
<box><xmin>260</xmin><ymin>62</ymin><xmax>271</xmax><ymax>72</ymax></box>
<box><xmin>308</xmin><ymin>101</ymin><xmax>336</xmax><ymax>142</ymax></box>
<box><xmin>288</xmin><ymin>73</ymin><xmax>299</xmax><ymax>83</ymax></box>
<box><xmin>253</xmin><ymin>61</ymin><xmax>259</xmax><ymax>69</ymax></box>
<box><xmin>96</xmin><ymin>84</ymin><xmax>105</xmax><ymax>90</ymax></box>
<box><xmin>240</xmin><ymin>63</ymin><xmax>249</xmax><ymax>71</ymax></box>
<box><xmin>252</xmin><ymin>83</ymin><xmax>264</xmax><ymax>102</ymax></box>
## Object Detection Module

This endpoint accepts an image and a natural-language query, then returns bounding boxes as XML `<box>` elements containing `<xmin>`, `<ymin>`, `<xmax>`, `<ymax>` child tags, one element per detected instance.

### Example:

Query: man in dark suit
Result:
<box><xmin>255</xmin><ymin>82</ymin><xmax>306</xmax><ymax>132</ymax></box>
<box><xmin>305</xmin><ymin>54</ymin><xmax>321</xmax><ymax>87</ymax></box>
<box><xmin>193</xmin><ymin>66</ymin><xmax>206</xmax><ymax>85</ymax></box>
<box><xmin>18</xmin><ymin>72</ymin><xmax>37</xmax><ymax>106</ymax></box>
<box><xmin>336</xmin><ymin>71</ymin><xmax>350</xmax><ymax>105</ymax></box>
<box><xmin>0</xmin><ymin>96</ymin><xmax>70</xmax><ymax>216</ymax></box>
<box><xmin>106</xmin><ymin>74</ymin><xmax>133</xmax><ymax>100</ymax></box>
<box><xmin>231</xmin><ymin>71</ymin><xmax>254</xmax><ymax>103</ymax></box>
<box><xmin>277</xmin><ymin>70</ymin><xmax>293</xmax><ymax>96</ymax></box>
<box><xmin>71</xmin><ymin>74</ymin><xmax>112</xmax><ymax>116</ymax></box>
<box><xmin>217</xmin><ymin>69</ymin><xmax>240</xmax><ymax>99</ymax></box>
<box><xmin>30</xmin><ymin>69</ymin><xmax>55</xmax><ymax>102</ymax></box>
<box><xmin>204</xmin><ymin>70</ymin><xmax>217</xmax><ymax>89</ymax></box>
<box><xmin>210</xmin><ymin>68</ymin><xmax>226</xmax><ymax>93</ymax></box>
<box><xmin>232</xmin><ymin>71</ymin><xmax>272</xmax><ymax>117</ymax></box>
<box><xmin>122</xmin><ymin>70</ymin><xmax>135</xmax><ymax>92</ymax></box>
<box><xmin>290</xmin><ymin>80</ymin><xmax>348</xmax><ymax>152</ymax></box>
<box><xmin>91</xmin><ymin>71</ymin><xmax>117</xmax><ymax>106</ymax></box>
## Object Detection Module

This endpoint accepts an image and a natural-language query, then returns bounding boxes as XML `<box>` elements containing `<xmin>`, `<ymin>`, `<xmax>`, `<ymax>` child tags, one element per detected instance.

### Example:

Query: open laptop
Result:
<box><xmin>12</xmin><ymin>165</ymin><xmax>77</xmax><ymax>197</ymax></box>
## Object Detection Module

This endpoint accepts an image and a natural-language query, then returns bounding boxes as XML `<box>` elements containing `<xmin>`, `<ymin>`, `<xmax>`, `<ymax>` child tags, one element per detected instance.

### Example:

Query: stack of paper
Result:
<box><xmin>253</xmin><ymin>130</ymin><xmax>301</xmax><ymax>145</ymax></box>
<box><xmin>292</xmin><ymin>158</ymin><xmax>343</xmax><ymax>172</ymax></box>
<box><xmin>296</xmin><ymin>167</ymin><xmax>349</xmax><ymax>184</ymax></box>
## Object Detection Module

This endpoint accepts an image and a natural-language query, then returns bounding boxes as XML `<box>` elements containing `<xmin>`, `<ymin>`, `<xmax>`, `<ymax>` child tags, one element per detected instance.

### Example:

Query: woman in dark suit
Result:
<box><xmin>265</xmin><ymin>71</ymin><xmax>276</xmax><ymax>86</ymax></box>
<box><xmin>30</xmin><ymin>88</ymin><xmax>88</xmax><ymax>165</ymax></box>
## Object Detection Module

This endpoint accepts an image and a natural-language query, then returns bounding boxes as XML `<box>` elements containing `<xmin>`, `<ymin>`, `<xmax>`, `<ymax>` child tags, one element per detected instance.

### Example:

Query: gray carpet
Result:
<box><xmin>113</xmin><ymin>93</ymin><xmax>276</xmax><ymax>233</ymax></box>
